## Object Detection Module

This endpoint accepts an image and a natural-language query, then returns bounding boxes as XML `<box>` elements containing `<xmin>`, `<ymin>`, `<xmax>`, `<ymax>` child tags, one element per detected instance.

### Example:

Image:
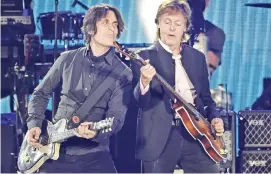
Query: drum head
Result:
<box><xmin>38</xmin><ymin>11</ymin><xmax>75</xmax><ymax>40</ymax></box>
<box><xmin>211</xmin><ymin>89</ymin><xmax>233</xmax><ymax>110</ymax></box>
<box><xmin>74</xmin><ymin>13</ymin><xmax>85</xmax><ymax>39</ymax></box>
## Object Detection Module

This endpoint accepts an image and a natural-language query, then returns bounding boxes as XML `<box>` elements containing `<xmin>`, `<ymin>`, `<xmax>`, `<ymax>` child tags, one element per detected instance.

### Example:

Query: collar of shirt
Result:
<box><xmin>158</xmin><ymin>39</ymin><xmax>182</xmax><ymax>60</ymax></box>
<box><xmin>84</xmin><ymin>44</ymin><xmax>114</xmax><ymax>65</ymax></box>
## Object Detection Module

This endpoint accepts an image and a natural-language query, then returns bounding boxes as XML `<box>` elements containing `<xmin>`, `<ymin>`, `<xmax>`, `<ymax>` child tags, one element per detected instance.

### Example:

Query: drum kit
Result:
<box><xmin>35</xmin><ymin>2</ymin><xmax>271</xmax><ymax>47</ymax></box>
<box><xmin>36</xmin><ymin>0</ymin><xmax>89</xmax><ymax>54</ymax></box>
<box><xmin>38</xmin><ymin>11</ymin><xmax>85</xmax><ymax>41</ymax></box>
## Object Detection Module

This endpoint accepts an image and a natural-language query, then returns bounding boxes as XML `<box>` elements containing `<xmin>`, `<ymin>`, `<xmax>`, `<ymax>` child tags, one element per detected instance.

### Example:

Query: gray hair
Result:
<box><xmin>81</xmin><ymin>4</ymin><xmax>125</xmax><ymax>43</ymax></box>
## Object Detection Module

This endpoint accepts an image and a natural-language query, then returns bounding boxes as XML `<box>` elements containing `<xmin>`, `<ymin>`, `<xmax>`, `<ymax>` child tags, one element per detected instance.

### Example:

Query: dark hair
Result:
<box><xmin>81</xmin><ymin>4</ymin><xmax>125</xmax><ymax>43</ymax></box>
<box><xmin>155</xmin><ymin>0</ymin><xmax>191</xmax><ymax>41</ymax></box>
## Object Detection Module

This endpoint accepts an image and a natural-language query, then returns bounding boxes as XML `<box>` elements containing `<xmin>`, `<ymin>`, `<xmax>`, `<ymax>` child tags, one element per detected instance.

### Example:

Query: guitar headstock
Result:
<box><xmin>92</xmin><ymin>117</ymin><xmax>114</xmax><ymax>133</ymax></box>
<box><xmin>114</xmin><ymin>42</ymin><xmax>137</xmax><ymax>61</ymax></box>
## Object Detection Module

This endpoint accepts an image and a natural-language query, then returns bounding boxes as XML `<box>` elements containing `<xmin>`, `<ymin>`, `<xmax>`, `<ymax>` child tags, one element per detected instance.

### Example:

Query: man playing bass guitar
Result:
<box><xmin>131</xmin><ymin>0</ymin><xmax>224</xmax><ymax>173</ymax></box>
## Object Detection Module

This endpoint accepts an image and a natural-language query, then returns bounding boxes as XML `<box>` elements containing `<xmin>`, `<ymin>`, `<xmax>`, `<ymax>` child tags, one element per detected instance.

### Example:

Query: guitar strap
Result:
<box><xmin>68</xmin><ymin>61</ymin><xmax>125</xmax><ymax>128</ymax></box>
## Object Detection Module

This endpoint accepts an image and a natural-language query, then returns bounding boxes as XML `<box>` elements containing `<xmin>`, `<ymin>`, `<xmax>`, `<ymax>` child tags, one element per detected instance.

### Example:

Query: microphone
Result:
<box><xmin>71</xmin><ymin>0</ymin><xmax>77</xmax><ymax>7</ymax></box>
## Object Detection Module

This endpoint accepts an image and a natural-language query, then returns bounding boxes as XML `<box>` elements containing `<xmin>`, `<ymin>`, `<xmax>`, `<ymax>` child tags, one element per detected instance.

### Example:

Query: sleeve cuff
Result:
<box><xmin>140</xmin><ymin>78</ymin><xmax>150</xmax><ymax>95</ymax></box>
<box><xmin>208</xmin><ymin>108</ymin><xmax>220</xmax><ymax>122</ymax></box>
<box><xmin>27</xmin><ymin>118</ymin><xmax>43</xmax><ymax>130</ymax></box>
<box><xmin>92</xmin><ymin>130</ymin><xmax>106</xmax><ymax>142</ymax></box>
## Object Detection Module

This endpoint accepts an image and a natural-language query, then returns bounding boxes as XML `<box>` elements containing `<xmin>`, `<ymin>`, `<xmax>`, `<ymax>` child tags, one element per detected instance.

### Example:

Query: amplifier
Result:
<box><xmin>238</xmin><ymin>110</ymin><xmax>271</xmax><ymax>148</ymax></box>
<box><xmin>1</xmin><ymin>45</ymin><xmax>19</xmax><ymax>59</ymax></box>
<box><xmin>238</xmin><ymin>150</ymin><xmax>271</xmax><ymax>173</ymax></box>
<box><xmin>1</xmin><ymin>16</ymin><xmax>32</xmax><ymax>25</ymax></box>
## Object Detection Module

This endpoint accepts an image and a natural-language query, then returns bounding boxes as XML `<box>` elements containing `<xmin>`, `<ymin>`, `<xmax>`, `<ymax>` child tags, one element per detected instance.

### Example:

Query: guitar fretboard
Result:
<box><xmin>49</xmin><ymin>128</ymin><xmax>77</xmax><ymax>143</ymax></box>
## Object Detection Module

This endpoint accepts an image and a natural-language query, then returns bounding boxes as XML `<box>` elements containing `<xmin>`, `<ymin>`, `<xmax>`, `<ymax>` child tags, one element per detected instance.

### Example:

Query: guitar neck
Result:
<box><xmin>155</xmin><ymin>73</ymin><xmax>193</xmax><ymax>108</ymax></box>
<box><xmin>134</xmin><ymin>54</ymin><xmax>201</xmax><ymax>117</ymax></box>
<box><xmin>48</xmin><ymin>120</ymin><xmax>112</xmax><ymax>143</ymax></box>
<box><xmin>114</xmin><ymin>43</ymin><xmax>208</xmax><ymax>122</ymax></box>
<box><xmin>50</xmin><ymin>128</ymin><xmax>77</xmax><ymax>143</ymax></box>
<box><xmin>116</xmin><ymin>44</ymin><xmax>199</xmax><ymax>117</ymax></box>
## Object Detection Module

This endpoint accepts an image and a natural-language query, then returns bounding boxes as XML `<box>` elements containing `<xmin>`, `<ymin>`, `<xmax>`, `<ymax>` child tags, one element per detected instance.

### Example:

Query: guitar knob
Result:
<box><xmin>219</xmin><ymin>149</ymin><xmax>227</xmax><ymax>155</ymax></box>
<box><xmin>32</xmin><ymin>147</ymin><xmax>36</xmax><ymax>151</ymax></box>
<box><xmin>22</xmin><ymin>153</ymin><xmax>31</xmax><ymax>163</ymax></box>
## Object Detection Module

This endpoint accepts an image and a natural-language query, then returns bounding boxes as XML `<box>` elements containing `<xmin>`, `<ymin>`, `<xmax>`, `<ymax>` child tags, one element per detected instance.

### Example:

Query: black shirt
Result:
<box><xmin>27</xmin><ymin>46</ymin><xmax>132</xmax><ymax>155</ymax></box>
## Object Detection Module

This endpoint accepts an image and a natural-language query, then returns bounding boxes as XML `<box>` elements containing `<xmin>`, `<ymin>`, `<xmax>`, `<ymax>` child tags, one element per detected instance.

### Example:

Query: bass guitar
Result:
<box><xmin>114</xmin><ymin>42</ymin><xmax>227</xmax><ymax>163</ymax></box>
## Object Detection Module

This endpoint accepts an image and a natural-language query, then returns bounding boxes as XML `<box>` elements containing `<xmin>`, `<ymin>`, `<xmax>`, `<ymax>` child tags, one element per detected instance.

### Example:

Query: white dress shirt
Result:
<box><xmin>140</xmin><ymin>39</ymin><xmax>195</xmax><ymax>105</ymax></box>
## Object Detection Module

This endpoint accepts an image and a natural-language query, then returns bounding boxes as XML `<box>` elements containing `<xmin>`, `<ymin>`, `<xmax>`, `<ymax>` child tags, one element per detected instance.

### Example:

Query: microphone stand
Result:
<box><xmin>52</xmin><ymin>0</ymin><xmax>58</xmax><ymax>118</ymax></box>
<box><xmin>225</xmin><ymin>84</ymin><xmax>229</xmax><ymax>118</ymax></box>
<box><xmin>71</xmin><ymin>0</ymin><xmax>88</xmax><ymax>10</ymax></box>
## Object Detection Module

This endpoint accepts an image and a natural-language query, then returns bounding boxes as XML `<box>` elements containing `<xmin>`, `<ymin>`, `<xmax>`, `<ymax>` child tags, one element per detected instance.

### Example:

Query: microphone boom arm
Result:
<box><xmin>71</xmin><ymin>0</ymin><xmax>88</xmax><ymax>10</ymax></box>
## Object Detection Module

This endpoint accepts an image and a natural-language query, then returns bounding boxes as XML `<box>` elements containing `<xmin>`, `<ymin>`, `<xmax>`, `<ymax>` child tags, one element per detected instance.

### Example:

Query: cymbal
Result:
<box><xmin>245</xmin><ymin>3</ymin><xmax>271</xmax><ymax>8</ymax></box>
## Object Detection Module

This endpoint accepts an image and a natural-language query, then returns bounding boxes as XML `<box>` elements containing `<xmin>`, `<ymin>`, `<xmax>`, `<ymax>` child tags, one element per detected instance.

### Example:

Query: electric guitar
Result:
<box><xmin>17</xmin><ymin>117</ymin><xmax>114</xmax><ymax>173</ymax></box>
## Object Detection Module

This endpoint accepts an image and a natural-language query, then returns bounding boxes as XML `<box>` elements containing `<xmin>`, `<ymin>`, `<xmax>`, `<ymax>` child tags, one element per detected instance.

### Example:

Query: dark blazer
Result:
<box><xmin>131</xmin><ymin>41</ymin><xmax>219</xmax><ymax>161</ymax></box>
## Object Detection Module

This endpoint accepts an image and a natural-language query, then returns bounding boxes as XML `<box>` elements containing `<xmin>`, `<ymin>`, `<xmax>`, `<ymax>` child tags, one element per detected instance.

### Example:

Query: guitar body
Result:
<box><xmin>174</xmin><ymin>103</ymin><xmax>227</xmax><ymax>163</ymax></box>
<box><xmin>17</xmin><ymin>118</ymin><xmax>114</xmax><ymax>173</ymax></box>
<box><xmin>17</xmin><ymin>119</ymin><xmax>67</xmax><ymax>173</ymax></box>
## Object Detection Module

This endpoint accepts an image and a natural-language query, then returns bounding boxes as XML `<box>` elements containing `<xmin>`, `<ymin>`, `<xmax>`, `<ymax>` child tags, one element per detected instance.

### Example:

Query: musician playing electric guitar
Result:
<box><xmin>131</xmin><ymin>0</ymin><xmax>224</xmax><ymax>173</ymax></box>
<box><xmin>23</xmin><ymin>3</ymin><xmax>132</xmax><ymax>173</ymax></box>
